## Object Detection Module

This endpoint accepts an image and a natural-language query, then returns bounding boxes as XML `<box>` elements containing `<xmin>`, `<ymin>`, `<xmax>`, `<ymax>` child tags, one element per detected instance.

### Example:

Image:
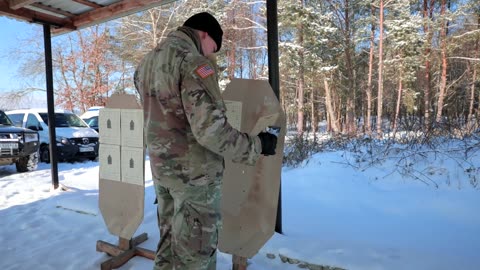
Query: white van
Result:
<box><xmin>6</xmin><ymin>109</ymin><xmax>99</xmax><ymax>163</ymax></box>
<box><xmin>80</xmin><ymin>106</ymin><xmax>104</xmax><ymax>132</ymax></box>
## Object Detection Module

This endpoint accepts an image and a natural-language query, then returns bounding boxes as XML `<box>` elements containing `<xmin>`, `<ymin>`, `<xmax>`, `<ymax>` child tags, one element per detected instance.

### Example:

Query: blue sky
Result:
<box><xmin>0</xmin><ymin>17</ymin><xmax>42</xmax><ymax>93</ymax></box>
<box><xmin>0</xmin><ymin>17</ymin><xmax>48</xmax><ymax>108</ymax></box>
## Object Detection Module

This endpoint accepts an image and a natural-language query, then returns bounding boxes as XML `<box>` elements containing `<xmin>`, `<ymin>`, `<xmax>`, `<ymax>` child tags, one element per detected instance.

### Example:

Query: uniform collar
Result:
<box><xmin>170</xmin><ymin>26</ymin><xmax>203</xmax><ymax>55</ymax></box>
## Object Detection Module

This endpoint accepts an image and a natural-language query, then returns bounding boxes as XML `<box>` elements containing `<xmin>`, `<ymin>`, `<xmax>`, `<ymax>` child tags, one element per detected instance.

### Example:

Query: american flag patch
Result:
<box><xmin>195</xmin><ymin>64</ymin><xmax>215</xmax><ymax>79</ymax></box>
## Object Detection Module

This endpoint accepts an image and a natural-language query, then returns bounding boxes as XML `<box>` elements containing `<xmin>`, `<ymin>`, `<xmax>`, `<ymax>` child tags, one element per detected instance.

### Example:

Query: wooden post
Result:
<box><xmin>232</xmin><ymin>255</ymin><xmax>247</xmax><ymax>270</ymax></box>
<box><xmin>118</xmin><ymin>237</ymin><xmax>130</xmax><ymax>250</ymax></box>
<box><xmin>97</xmin><ymin>233</ymin><xmax>155</xmax><ymax>270</ymax></box>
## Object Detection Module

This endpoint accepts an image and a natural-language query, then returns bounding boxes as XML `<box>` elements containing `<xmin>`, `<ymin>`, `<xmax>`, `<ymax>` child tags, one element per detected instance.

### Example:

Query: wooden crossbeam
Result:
<box><xmin>74</xmin><ymin>0</ymin><xmax>173</xmax><ymax>26</ymax></box>
<box><xmin>8</xmin><ymin>0</ymin><xmax>36</xmax><ymax>10</ymax></box>
<box><xmin>97</xmin><ymin>233</ymin><xmax>155</xmax><ymax>270</ymax></box>
<box><xmin>72</xmin><ymin>0</ymin><xmax>103</xmax><ymax>9</ymax></box>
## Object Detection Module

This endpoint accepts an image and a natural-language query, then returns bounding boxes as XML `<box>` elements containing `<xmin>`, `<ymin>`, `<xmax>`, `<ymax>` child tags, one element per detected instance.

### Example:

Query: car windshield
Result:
<box><xmin>0</xmin><ymin>111</ymin><xmax>13</xmax><ymax>126</ymax></box>
<box><xmin>84</xmin><ymin>116</ymin><xmax>98</xmax><ymax>127</ymax></box>
<box><xmin>39</xmin><ymin>113</ymin><xmax>88</xmax><ymax>128</ymax></box>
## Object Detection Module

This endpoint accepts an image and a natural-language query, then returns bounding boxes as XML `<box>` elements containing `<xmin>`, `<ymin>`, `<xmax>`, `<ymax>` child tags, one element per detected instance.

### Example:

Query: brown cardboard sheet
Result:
<box><xmin>98</xmin><ymin>179</ymin><xmax>144</xmax><ymax>239</ymax></box>
<box><xmin>218</xmin><ymin>79</ymin><xmax>286</xmax><ymax>258</ymax></box>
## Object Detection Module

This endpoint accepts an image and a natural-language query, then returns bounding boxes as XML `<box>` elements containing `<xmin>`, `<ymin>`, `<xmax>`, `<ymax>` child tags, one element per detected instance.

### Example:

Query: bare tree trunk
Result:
<box><xmin>393</xmin><ymin>70</ymin><xmax>403</xmax><ymax>134</ymax></box>
<box><xmin>227</xmin><ymin>17</ymin><xmax>236</xmax><ymax>80</ymax></box>
<box><xmin>297</xmin><ymin>69</ymin><xmax>305</xmax><ymax>136</ymax></box>
<box><xmin>436</xmin><ymin>0</ymin><xmax>448</xmax><ymax>123</ymax></box>
<box><xmin>296</xmin><ymin>0</ymin><xmax>305</xmax><ymax>136</ymax></box>
<box><xmin>423</xmin><ymin>0</ymin><xmax>435</xmax><ymax>130</ymax></box>
<box><xmin>326</xmin><ymin>109</ymin><xmax>332</xmax><ymax>133</ymax></box>
<box><xmin>376</xmin><ymin>0</ymin><xmax>385</xmax><ymax>137</ymax></box>
<box><xmin>343</xmin><ymin>0</ymin><xmax>355</xmax><ymax>136</ymax></box>
<box><xmin>324</xmin><ymin>77</ymin><xmax>340</xmax><ymax>134</ymax></box>
<box><xmin>366</xmin><ymin>4</ymin><xmax>375</xmax><ymax>136</ymax></box>
<box><xmin>311</xmin><ymin>86</ymin><xmax>318</xmax><ymax>134</ymax></box>
<box><xmin>467</xmin><ymin>62</ymin><xmax>475</xmax><ymax>126</ymax></box>
<box><xmin>470</xmin><ymin>15</ymin><xmax>479</xmax><ymax>127</ymax></box>
<box><xmin>281</xmin><ymin>88</ymin><xmax>287</xmax><ymax>124</ymax></box>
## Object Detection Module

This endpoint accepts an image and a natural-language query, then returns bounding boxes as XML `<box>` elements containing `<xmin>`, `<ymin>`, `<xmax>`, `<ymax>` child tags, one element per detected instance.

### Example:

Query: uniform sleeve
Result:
<box><xmin>180</xmin><ymin>57</ymin><xmax>261</xmax><ymax>166</ymax></box>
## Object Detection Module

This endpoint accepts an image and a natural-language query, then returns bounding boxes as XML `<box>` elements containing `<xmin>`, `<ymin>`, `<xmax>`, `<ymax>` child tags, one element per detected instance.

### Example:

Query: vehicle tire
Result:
<box><xmin>88</xmin><ymin>156</ymin><xmax>97</xmax><ymax>161</ymax></box>
<box><xmin>16</xmin><ymin>152</ymin><xmax>39</xmax><ymax>172</ymax></box>
<box><xmin>40</xmin><ymin>145</ymin><xmax>50</xmax><ymax>163</ymax></box>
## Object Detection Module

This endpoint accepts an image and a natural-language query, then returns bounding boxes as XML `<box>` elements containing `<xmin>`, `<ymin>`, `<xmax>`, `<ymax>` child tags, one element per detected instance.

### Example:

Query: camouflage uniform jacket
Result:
<box><xmin>134</xmin><ymin>27</ymin><xmax>261</xmax><ymax>188</ymax></box>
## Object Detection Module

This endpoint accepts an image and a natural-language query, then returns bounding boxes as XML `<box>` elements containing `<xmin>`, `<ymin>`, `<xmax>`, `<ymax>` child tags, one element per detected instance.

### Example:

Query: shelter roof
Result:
<box><xmin>0</xmin><ymin>0</ymin><xmax>175</xmax><ymax>34</ymax></box>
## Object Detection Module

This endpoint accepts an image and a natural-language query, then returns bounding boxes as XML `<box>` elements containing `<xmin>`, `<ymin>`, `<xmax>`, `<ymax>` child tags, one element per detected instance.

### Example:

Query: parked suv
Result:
<box><xmin>7</xmin><ymin>109</ymin><xmax>99</xmax><ymax>163</ymax></box>
<box><xmin>0</xmin><ymin>110</ymin><xmax>39</xmax><ymax>172</ymax></box>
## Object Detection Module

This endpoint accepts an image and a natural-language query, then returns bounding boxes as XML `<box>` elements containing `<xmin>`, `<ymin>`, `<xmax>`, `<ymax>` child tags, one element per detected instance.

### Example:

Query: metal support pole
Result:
<box><xmin>266</xmin><ymin>0</ymin><xmax>282</xmax><ymax>234</ymax></box>
<box><xmin>43</xmin><ymin>23</ymin><xmax>59</xmax><ymax>190</ymax></box>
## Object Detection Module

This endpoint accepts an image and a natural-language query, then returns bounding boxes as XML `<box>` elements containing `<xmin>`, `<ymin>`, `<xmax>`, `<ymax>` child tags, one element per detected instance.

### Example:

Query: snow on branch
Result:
<box><xmin>447</xmin><ymin>57</ymin><xmax>480</xmax><ymax>62</ymax></box>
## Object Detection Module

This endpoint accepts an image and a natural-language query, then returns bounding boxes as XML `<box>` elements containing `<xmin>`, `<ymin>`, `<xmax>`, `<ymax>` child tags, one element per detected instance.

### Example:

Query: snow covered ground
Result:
<box><xmin>1</xmin><ymin>139</ymin><xmax>479</xmax><ymax>270</ymax></box>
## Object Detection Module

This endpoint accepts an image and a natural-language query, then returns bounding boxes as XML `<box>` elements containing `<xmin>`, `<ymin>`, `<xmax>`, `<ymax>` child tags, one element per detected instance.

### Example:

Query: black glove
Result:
<box><xmin>258</xmin><ymin>132</ymin><xmax>278</xmax><ymax>156</ymax></box>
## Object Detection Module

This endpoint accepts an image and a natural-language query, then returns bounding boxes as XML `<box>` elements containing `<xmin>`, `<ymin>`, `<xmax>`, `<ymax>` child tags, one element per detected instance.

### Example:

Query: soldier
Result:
<box><xmin>134</xmin><ymin>12</ymin><xmax>278</xmax><ymax>270</ymax></box>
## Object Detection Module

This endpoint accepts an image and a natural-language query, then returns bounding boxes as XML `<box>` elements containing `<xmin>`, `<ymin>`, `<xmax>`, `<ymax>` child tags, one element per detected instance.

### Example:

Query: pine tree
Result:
<box><xmin>383</xmin><ymin>0</ymin><xmax>422</xmax><ymax>133</ymax></box>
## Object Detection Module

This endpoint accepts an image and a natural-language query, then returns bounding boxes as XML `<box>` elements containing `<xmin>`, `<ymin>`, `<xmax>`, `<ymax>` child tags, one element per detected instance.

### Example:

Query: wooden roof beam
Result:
<box><xmin>8</xmin><ymin>0</ymin><xmax>36</xmax><ymax>10</ymax></box>
<box><xmin>72</xmin><ymin>0</ymin><xmax>103</xmax><ymax>9</ymax></box>
<box><xmin>54</xmin><ymin>0</ymin><xmax>176</xmax><ymax>35</ymax></box>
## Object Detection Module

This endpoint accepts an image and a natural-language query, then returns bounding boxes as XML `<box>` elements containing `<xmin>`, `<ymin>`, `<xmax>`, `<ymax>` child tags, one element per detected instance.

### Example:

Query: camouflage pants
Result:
<box><xmin>153</xmin><ymin>181</ymin><xmax>222</xmax><ymax>270</ymax></box>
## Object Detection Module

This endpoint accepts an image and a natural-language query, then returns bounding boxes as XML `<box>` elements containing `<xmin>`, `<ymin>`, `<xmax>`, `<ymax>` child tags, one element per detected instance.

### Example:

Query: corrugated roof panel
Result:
<box><xmin>38</xmin><ymin>0</ymin><xmax>94</xmax><ymax>15</ymax></box>
<box><xmin>24</xmin><ymin>4</ymin><xmax>68</xmax><ymax>18</ymax></box>
<box><xmin>34</xmin><ymin>0</ymin><xmax>135</xmax><ymax>16</ymax></box>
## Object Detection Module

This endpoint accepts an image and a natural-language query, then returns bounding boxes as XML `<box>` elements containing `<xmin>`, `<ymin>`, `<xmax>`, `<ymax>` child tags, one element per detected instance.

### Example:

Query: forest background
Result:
<box><xmin>1</xmin><ymin>0</ymin><xmax>479</xmax><ymax>142</ymax></box>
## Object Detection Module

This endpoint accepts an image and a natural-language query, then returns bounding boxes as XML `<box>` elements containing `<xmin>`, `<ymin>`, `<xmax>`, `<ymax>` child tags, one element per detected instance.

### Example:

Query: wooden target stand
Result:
<box><xmin>96</xmin><ymin>234</ymin><xmax>155</xmax><ymax>270</ymax></box>
<box><xmin>95</xmin><ymin>95</ymin><xmax>154</xmax><ymax>269</ymax></box>
<box><xmin>233</xmin><ymin>255</ymin><xmax>248</xmax><ymax>270</ymax></box>
<box><xmin>97</xmin><ymin>235</ymin><xmax>246</xmax><ymax>270</ymax></box>
<box><xmin>97</xmin><ymin>233</ymin><xmax>246</xmax><ymax>270</ymax></box>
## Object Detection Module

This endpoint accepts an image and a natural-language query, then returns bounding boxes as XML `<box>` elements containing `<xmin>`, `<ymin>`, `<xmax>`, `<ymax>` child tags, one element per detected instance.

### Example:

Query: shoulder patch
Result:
<box><xmin>195</xmin><ymin>64</ymin><xmax>215</xmax><ymax>79</ymax></box>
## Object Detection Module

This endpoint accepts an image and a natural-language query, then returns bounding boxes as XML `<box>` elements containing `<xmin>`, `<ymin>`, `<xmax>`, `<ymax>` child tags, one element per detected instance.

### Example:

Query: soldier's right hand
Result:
<box><xmin>258</xmin><ymin>132</ymin><xmax>278</xmax><ymax>156</ymax></box>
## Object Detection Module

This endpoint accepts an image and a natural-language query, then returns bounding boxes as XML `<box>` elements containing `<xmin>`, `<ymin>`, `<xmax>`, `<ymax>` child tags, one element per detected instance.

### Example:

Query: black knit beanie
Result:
<box><xmin>183</xmin><ymin>12</ymin><xmax>223</xmax><ymax>52</ymax></box>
